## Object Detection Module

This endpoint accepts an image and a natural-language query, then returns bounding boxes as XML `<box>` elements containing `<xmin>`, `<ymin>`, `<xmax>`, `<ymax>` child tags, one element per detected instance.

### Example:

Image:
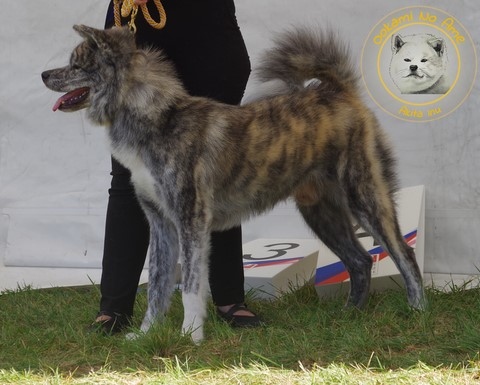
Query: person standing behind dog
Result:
<box><xmin>92</xmin><ymin>0</ymin><xmax>261</xmax><ymax>333</ymax></box>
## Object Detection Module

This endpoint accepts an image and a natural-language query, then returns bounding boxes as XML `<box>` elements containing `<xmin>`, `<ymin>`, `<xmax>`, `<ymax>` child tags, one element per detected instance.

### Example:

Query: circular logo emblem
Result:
<box><xmin>361</xmin><ymin>6</ymin><xmax>477</xmax><ymax>122</ymax></box>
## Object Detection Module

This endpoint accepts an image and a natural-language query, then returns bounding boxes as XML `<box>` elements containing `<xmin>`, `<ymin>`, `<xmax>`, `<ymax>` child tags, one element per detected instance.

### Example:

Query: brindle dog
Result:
<box><xmin>42</xmin><ymin>25</ymin><xmax>425</xmax><ymax>343</ymax></box>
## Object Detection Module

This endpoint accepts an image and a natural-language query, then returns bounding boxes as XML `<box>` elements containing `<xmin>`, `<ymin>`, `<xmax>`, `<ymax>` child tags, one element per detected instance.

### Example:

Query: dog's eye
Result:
<box><xmin>71</xmin><ymin>64</ymin><xmax>82</xmax><ymax>71</ymax></box>
<box><xmin>404</xmin><ymin>58</ymin><xmax>411</xmax><ymax>62</ymax></box>
<box><xmin>421</xmin><ymin>59</ymin><xmax>427</xmax><ymax>63</ymax></box>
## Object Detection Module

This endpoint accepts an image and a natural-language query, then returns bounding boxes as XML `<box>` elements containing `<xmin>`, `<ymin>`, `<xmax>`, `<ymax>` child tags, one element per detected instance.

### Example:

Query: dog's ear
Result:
<box><xmin>73</xmin><ymin>24</ymin><xmax>135</xmax><ymax>54</ymax></box>
<box><xmin>73</xmin><ymin>25</ymin><xmax>107</xmax><ymax>47</ymax></box>
<box><xmin>391</xmin><ymin>34</ymin><xmax>405</xmax><ymax>53</ymax></box>
<box><xmin>427</xmin><ymin>37</ymin><xmax>445</xmax><ymax>56</ymax></box>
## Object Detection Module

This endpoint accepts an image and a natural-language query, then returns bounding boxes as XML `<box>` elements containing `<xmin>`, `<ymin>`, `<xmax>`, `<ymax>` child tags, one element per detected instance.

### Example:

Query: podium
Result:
<box><xmin>242</xmin><ymin>185</ymin><xmax>425</xmax><ymax>300</ymax></box>
<box><xmin>242</xmin><ymin>239</ymin><xmax>320</xmax><ymax>298</ymax></box>
<box><xmin>315</xmin><ymin>185</ymin><xmax>425</xmax><ymax>297</ymax></box>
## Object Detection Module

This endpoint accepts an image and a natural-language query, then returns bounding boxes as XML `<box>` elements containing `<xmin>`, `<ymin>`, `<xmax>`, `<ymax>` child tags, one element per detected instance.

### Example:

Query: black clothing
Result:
<box><xmin>100</xmin><ymin>0</ymin><xmax>250</xmax><ymax>317</ymax></box>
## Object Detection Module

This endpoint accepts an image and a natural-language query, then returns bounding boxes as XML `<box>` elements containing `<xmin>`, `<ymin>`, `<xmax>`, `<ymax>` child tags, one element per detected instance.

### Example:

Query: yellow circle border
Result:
<box><xmin>360</xmin><ymin>5</ymin><xmax>478</xmax><ymax>122</ymax></box>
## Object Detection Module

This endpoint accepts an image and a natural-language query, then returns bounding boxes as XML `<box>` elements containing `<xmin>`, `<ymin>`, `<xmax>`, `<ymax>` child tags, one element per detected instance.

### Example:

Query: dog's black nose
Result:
<box><xmin>41</xmin><ymin>71</ymin><xmax>50</xmax><ymax>81</ymax></box>
<box><xmin>409</xmin><ymin>65</ymin><xmax>418</xmax><ymax>72</ymax></box>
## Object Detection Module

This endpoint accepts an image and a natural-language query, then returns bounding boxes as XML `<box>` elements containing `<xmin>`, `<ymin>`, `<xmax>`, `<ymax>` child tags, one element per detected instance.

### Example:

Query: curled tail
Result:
<box><xmin>257</xmin><ymin>27</ymin><xmax>359</xmax><ymax>93</ymax></box>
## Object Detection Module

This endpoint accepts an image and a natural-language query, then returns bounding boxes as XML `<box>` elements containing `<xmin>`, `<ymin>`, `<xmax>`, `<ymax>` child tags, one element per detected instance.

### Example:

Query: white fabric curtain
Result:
<box><xmin>0</xmin><ymin>0</ymin><xmax>478</xmax><ymax>277</ymax></box>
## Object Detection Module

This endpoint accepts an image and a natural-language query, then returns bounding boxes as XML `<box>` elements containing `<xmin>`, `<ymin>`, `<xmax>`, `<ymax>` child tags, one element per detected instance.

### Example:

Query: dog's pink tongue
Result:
<box><xmin>52</xmin><ymin>96</ymin><xmax>66</xmax><ymax>112</ymax></box>
<box><xmin>52</xmin><ymin>88</ymin><xmax>88</xmax><ymax>111</ymax></box>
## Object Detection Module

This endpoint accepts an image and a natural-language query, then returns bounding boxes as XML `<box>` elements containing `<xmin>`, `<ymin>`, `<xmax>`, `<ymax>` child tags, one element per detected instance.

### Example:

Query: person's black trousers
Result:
<box><xmin>100</xmin><ymin>0</ymin><xmax>251</xmax><ymax>316</ymax></box>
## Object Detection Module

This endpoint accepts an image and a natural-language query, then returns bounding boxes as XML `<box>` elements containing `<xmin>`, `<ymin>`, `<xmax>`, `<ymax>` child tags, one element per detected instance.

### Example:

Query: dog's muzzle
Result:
<box><xmin>41</xmin><ymin>71</ymin><xmax>90</xmax><ymax>112</ymax></box>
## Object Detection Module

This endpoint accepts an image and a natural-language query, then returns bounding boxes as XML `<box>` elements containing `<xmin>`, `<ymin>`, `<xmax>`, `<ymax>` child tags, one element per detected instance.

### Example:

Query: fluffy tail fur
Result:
<box><xmin>257</xmin><ymin>27</ymin><xmax>359</xmax><ymax>93</ymax></box>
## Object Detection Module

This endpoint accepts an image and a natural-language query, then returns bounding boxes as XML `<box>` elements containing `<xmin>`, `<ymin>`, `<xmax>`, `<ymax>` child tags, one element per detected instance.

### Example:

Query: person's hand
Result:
<box><xmin>134</xmin><ymin>0</ymin><xmax>148</xmax><ymax>5</ymax></box>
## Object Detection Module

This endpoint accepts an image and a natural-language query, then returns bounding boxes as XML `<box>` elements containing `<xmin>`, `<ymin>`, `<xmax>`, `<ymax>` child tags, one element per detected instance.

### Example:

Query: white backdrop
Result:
<box><xmin>0</xmin><ymin>1</ymin><xmax>479</xmax><ymax>285</ymax></box>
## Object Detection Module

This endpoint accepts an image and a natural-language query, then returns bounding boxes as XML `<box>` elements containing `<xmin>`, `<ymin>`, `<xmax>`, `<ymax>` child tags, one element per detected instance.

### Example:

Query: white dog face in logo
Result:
<box><xmin>389</xmin><ymin>33</ymin><xmax>450</xmax><ymax>94</ymax></box>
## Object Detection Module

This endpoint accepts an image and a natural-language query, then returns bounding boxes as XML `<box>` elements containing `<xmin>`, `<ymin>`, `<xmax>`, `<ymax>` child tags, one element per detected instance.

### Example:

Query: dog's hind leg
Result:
<box><xmin>343</xmin><ymin>138</ymin><xmax>425</xmax><ymax>309</ymax></box>
<box><xmin>346</xmin><ymin>183</ymin><xmax>425</xmax><ymax>310</ymax></box>
<box><xmin>137</xmin><ymin>203</ymin><xmax>179</xmax><ymax>335</ymax></box>
<box><xmin>296</xmin><ymin>182</ymin><xmax>373</xmax><ymax>308</ymax></box>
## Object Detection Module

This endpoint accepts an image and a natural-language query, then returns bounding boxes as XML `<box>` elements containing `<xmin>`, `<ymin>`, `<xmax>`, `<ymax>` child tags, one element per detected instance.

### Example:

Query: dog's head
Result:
<box><xmin>389</xmin><ymin>33</ymin><xmax>447</xmax><ymax>94</ymax></box>
<box><xmin>41</xmin><ymin>25</ymin><xmax>135</xmax><ymax>114</ymax></box>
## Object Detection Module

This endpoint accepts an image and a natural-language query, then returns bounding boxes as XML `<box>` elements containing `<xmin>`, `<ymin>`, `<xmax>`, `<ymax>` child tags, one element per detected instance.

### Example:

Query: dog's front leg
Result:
<box><xmin>138</xmin><ymin>203</ymin><xmax>179</xmax><ymax>335</ymax></box>
<box><xmin>178</xmin><ymin>215</ymin><xmax>211</xmax><ymax>344</ymax></box>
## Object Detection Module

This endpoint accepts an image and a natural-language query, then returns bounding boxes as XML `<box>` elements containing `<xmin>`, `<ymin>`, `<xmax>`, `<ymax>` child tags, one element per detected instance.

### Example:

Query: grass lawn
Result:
<box><xmin>1</xmin><ymin>281</ymin><xmax>480</xmax><ymax>384</ymax></box>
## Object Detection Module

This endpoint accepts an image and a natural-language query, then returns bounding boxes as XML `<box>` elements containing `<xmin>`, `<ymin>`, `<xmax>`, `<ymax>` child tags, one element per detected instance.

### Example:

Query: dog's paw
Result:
<box><xmin>410</xmin><ymin>295</ymin><xmax>428</xmax><ymax>311</ymax></box>
<box><xmin>181</xmin><ymin>323</ymin><xmax>204</xmax><ymax>345</ymax></box>
<box><xmin>125</xmin><ymin>330</ymin><xmax>144</xmax><ymax>341</ymax></box>
<box><xmin>191</xmin><ymin>329</ymin><xmax>204</xmax><ymax>345</ymax></box>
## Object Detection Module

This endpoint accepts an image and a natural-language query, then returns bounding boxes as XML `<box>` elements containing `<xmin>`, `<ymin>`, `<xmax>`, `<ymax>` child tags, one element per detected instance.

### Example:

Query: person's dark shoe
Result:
<box><xmin>217</xmin><ymin>303</ymin><xmax>262</xmax><ymax>328</ymax></box>
<box><xmin>89</xmin><ymin>311</ymin><xmax>131</xmax><ymax>335</ymax></box>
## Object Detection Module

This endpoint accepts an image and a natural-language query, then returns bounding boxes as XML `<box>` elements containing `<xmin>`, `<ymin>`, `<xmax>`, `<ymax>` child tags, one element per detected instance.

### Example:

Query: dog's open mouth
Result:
<box><xmin>52</xmin><ymin>87</ymin><xmax>90</xmax><ymax>111</ymax></box>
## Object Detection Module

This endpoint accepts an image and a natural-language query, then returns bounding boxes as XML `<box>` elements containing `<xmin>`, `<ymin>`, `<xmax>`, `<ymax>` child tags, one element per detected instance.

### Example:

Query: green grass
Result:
<box><xmin>1</xmin><ymin>282</ymin><xmax>480</xmax><ymax>384</ymax></box>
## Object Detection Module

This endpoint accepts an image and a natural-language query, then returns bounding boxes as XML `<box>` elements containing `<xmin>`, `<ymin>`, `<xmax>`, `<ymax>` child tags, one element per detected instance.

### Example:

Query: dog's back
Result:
<box><xmin>201</xmin><ymin>29</ymin><xmax>394</xmax><ymax>231</ymax></box>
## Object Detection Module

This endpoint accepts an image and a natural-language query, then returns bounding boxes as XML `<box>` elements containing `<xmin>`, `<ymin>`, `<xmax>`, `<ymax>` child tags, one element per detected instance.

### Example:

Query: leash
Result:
<box><xmin>113</xmin><ymin>0</ymin><xmax>167</xmax><ymax>33</ymax></box>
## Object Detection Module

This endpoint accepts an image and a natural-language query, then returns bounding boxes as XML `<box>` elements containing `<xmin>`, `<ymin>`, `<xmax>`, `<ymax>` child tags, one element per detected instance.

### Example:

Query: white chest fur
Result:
<box><xmin>112</xmin><ymin>145</ymin><xmax>159</xmax><ymax>205</ymax></box>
